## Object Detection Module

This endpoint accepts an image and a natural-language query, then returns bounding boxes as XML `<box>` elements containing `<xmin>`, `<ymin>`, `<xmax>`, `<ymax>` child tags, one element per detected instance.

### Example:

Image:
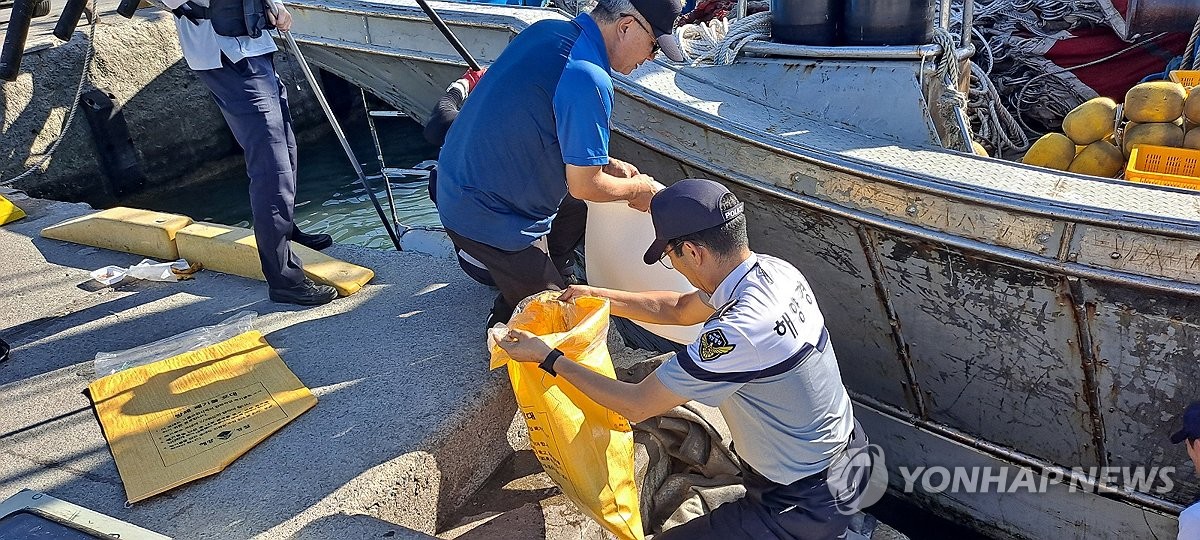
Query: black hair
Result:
<box><xmin>669</xmin><ymin>193</ymin><xmax>748</xmax><ymax>259</ymax></box>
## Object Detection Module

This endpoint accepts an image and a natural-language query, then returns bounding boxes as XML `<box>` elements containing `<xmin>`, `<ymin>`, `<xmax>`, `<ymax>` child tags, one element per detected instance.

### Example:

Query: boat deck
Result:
<box><xmin>630</xmin><ymin>59</ymin><xmax>1200</xmax><ymax>232</ymax></box>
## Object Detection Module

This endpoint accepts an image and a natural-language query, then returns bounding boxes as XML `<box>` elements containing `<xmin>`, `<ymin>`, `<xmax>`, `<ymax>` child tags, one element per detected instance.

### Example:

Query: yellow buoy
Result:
<box><xmin>1062</xmin><ymin>97</ymin><xmax>1118</xmax><ymax>144</ymax></box>
<box><xmin>1124</xmin><ymin>81</ymin><xmax>1187</xmax><ymax>123</ymax></box>
<box><xmin>1022</xmin><ymin>133</ymin><xmax>1076</xmax><ymax>170</ymax></box>
<box><xmin>1122</xmin><ymin>122</ymin><xmax>1185</xmax><ymax>156</ymax></box>
<box><xmin>1068</xmin><ymin>140</ymin><xmax>1124</xmax><ymax>177</ymax></box>
<box><xmin>1186</xmin><ymin>89</ymin><xmax>1200</xmax><ymax>125</ymax></box>
<box><xmin>1185</xmin><ymin>127</ymin><xmax>1200</xmax><ymax>150</ymax></box>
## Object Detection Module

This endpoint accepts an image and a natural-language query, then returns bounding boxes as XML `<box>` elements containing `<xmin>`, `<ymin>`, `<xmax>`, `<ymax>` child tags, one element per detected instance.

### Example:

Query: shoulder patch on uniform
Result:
<box><xmin>699</xmin><ymin>328</ymin><xmax>736</xmax><ymax>361</ymax></box>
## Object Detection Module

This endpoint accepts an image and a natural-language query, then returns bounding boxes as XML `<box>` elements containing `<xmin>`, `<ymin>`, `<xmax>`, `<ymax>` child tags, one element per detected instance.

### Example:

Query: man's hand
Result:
<box><xmin>496</xmin><ymin>329</ymin><xmax>554</xmax><ymax>363</ymax></box>
<box><xmin>603</xmin><ymin>158</ymin><xmax>640</xmax><ymax>178</ymax></box>
<box><xmin>626</xmin><ymin>174</ymin><xmax>660</xmax><ymax>212</ymax></box>
<box><xmin>558</xmin><ymin>284</ymin><xmax>601</xmax><ymax>304</ymax></box>
<box><xmin>267</xmin><ymin>3</ymin><xmax>292</xmax><ymax>31</ymax></box>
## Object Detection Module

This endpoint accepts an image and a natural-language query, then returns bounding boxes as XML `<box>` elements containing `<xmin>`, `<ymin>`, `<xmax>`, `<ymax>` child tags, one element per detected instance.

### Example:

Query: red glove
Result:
<box><xmin>461</xmin><ymin>68</ymin><xmax>486</xmax><ymax>91</ymax></box>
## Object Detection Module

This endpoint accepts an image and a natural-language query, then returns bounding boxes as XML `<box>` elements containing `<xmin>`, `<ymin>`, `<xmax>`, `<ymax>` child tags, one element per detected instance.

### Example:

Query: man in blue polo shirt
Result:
<box><xmin>497</xmin><ymin>179</ymin><xmax>869</xmax><ymax>539</ymax></box>
<box><xmin>437</xmin><ymin>0</ymin><xmax>686</xmax><ymax>327</ymax></box>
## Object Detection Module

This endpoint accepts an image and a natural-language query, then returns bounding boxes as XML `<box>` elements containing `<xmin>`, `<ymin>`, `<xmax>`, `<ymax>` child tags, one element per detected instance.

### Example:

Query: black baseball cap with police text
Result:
<box><xmin>1170</xmin><ymin>402</ymin><xmax>1200</xmax><ymax>444</ymax></box>
<box><xmin>642</xmin><ymin>179</ymin><xmax>744</xmax><ymax>265</ymax></box>
<box><xmin>628</xmin><ymin>0</ymin><xmax>686</xmax><ymax>62</ymax></box>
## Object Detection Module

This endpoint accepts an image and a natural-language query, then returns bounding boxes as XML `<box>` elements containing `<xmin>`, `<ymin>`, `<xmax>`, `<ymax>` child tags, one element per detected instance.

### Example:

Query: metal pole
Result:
<box><xmin>279</xmin><ymin>29</ymin><xmax>404</xmax><ymax>251</ymax></box>
<box><xmin>412</xmin><ymin>0</ymin><xmax>481</xmax><ymax>71</ymax></box>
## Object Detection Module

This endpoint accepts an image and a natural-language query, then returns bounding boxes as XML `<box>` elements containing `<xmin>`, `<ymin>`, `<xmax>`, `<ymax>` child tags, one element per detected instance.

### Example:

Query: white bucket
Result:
<box><xmin>584</xmin><ymin>201</ymin><xmax>703</xmax><ymax>345</ymax></box>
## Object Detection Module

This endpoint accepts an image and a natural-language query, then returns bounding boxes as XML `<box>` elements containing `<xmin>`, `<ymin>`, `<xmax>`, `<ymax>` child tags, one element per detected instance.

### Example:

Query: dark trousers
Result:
<box><xmin>655</xmin><ymin>424</ymin><xmax>870</xmax><ymax>540</ymax></box>
<box><xmin>445</xmin><ymin>195</ymin><xmax>587</xmax><ymax>324</ymax></box>
<box><xmin>194</xmin><ymin>53</ymin><xmax>306</xmax><ymax>290</ymax></box>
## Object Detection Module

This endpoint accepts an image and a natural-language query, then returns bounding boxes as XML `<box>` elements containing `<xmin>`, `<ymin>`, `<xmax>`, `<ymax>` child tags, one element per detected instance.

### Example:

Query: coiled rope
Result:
<box><xmin>1</xmin><ymin>0</ymin><xmax>97</xmax><ymax>188</ymax></box>
<box><xmin>674</xmin><ymin>10</ymin><xmax>771</xmax><ymax>65</ymax></box>
<box><xmin>969</xmin><ymin>61</ymin><xmax>1029</xmax><ymax>154</ymax></box>
<box><xmin>932</xmin><ymin>28</ymin><xmax>971</xmax><ymax>151</ymax></box>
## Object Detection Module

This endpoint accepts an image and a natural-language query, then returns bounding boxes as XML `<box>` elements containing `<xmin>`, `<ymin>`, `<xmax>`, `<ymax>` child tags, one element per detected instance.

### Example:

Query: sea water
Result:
<box><xmin>121</xmin><ymin>115</ymin><xmax>440</xmax><ymax>250</ymax></box>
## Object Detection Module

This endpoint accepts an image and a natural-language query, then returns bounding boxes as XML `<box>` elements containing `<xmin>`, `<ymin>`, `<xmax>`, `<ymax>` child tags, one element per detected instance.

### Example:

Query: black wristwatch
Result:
<box><xmin>540</xmin><ymin>348</ymin><xmax>565</xmax><ymax>376</ymax></box>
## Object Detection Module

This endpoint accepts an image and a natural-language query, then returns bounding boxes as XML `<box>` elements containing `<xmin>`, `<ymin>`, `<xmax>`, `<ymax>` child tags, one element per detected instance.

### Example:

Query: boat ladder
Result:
<box><xmin>359</xmin><ymin>89</ymin><xmax>445</xmax><ymax>244</ymax></box>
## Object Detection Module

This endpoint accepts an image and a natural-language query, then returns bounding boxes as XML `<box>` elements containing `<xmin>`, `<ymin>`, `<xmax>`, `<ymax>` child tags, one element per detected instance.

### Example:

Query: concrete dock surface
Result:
<box><xmin>0</xmin><ymin>192</ymin><xmax>531</xmax><ymax>538</ymax></box>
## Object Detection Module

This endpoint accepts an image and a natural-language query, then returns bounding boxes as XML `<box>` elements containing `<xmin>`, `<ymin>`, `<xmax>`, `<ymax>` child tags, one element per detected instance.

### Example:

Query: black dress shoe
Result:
<box><xmin>292</xmin><ymin>229</ymin><xmax>333</xmax><ymax>251</ymax></box>
<box><xmin>269</xmin><ymin>279</ymin><xmax>338</xmax><ymax>306</ymax></box>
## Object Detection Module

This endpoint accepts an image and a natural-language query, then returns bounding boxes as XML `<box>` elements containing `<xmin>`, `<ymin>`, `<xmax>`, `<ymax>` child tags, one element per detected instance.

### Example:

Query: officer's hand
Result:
<box><xmin>603</xmin><ymin>159</ymin><xmax>639</xmax><ymax>178</ymax></box>
<box><xmin>268</xmin><ymin>3</ymin><xmax>293</xmax><ymax>32</ymax></box>
<box><xmin>497</xmin><ymin>329</ymin><xmax>553</xmax><ymax>363</ymax></box>
<box><xmin>626</xmin><ymin>174</ymin><xmax>660</xmax><ymax>212</ymax></box>
<box><xmin>558</xmin><ymin>284</ymin><xmax>599</xmax><ymax>303</ymax></box>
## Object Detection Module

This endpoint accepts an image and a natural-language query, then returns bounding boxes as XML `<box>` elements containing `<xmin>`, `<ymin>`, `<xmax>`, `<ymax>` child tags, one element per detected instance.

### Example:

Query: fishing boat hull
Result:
<box><xmin>282</xmin><ymin>2</ymin><xmax>1197</xmax><ymax>537</ymax></box>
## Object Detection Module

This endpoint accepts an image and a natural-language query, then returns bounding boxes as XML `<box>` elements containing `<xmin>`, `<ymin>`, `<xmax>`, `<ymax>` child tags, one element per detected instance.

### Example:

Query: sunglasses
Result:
<box><xmin>620</xmin><ymin>13</ymin><xmax>660</xmax><ymax>55</ymax></box>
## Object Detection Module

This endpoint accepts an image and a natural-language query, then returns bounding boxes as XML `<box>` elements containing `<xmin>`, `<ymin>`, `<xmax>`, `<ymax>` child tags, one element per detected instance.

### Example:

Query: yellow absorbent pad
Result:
<box><xmin>489</xmin><ymin>292</ymin><xmax>644</xmax><ymax>540</ymax></box>
<box><xmin>87</xmin><ymin>330</ymin><xmax>317</xmax><ymax>503</ymax></box>
<box><xmin>0</xmin><ymin>194</ymin><xmax>26</xmax><ymax>225</ymax></box>
<box><xmin>175</xmin><ymin>222</ymin><xmax>373</xmax><ymax>296</ymax></box>
<box><xmin>40</xmin><ymin>207</ymin><xmax>193</xmax><ymax>260</ymax></box>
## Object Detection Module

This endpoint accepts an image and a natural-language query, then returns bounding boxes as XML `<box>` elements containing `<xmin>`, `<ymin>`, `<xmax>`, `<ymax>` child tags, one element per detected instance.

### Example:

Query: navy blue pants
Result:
<box><xmin>195</xmin><ymin>53</ymin><xmax>306</xmax><ymax>290</ymax></box>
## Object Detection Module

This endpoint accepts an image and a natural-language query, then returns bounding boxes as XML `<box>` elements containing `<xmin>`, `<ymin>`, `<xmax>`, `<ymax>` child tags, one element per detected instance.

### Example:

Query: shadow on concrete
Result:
<box><xmin>439</xmin><ymin>449</ymin><xmax>554</xmax><ymax>539</ymax></box>
<box><xmin>291</xmin><ymin>512</ymin><xmax>437</xmax><ymax>539</ymax></box>
<box><xmin>0</xmin><ymin>199</ymin><xmax>520</xmax><ymax>538</ymax></box>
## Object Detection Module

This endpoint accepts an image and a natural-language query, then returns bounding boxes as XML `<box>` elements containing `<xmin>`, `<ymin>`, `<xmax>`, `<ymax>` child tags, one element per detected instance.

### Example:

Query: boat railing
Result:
<box><xmin>738</xmin><ymin>42</ymin><xmax>973</xmax><ymax>61</ymax></box>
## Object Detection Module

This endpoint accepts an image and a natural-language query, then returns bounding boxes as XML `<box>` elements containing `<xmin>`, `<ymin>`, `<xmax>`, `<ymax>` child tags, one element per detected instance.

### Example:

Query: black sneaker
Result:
<box><xmin>269</xmin><ymin>279</ymin><xmax>338</xmax><ymax>306</ymax></box>
<box><xmin>292</xmin><ymin>228</ymin><xmax>333</xmax><ymax>251</ymax></box>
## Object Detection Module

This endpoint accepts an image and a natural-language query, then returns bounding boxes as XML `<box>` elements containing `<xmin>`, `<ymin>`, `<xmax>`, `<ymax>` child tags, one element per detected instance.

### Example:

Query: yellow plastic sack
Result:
<box><xmin>88</xmin><ymin>330</ymin><xmax>317</xmax><ymax>503</ymax></box>
<box><xmin>489</xmin><ymin>292</ymin><xmax>644</xmax><ymax>540</ymax></box>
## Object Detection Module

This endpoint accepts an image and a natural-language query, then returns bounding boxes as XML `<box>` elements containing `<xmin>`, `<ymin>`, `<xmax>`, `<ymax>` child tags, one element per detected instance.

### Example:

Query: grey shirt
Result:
<box><xmin>163</xmin><ymin>0</ymin><xmax>279</xmax><ymax>71</ymax></box>
<box><xmin>654</xmin><ymin>253</ymin><xmax>854</xmax><ymax>484</ymax></box>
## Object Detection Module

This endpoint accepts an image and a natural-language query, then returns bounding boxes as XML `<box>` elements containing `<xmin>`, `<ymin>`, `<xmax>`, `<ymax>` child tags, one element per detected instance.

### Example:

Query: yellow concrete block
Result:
<box><xmin>40</xmin><ymin>207</ymin><xmax>193</xmax><ymax>260</ymax></box>
<box><xmin>0</xmin><ymin>194</ymin><xmax>26</xmax><ymax>225</ymax></box>
<box><xmin>176</xmin><ymin>222</ymin><xmax>373</xmax><ymax>296</ymax></box>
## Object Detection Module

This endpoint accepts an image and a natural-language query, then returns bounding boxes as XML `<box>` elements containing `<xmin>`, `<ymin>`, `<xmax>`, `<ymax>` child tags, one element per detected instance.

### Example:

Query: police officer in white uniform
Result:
<box><xmin>161</xmin><ymin>0</ymin><xmax>337</xmax><ymax>305</ymax></box>
<box><xmin>498</xmin><ymin>178</ymin><xmax>868</xmax><ymax>539</ymax></box>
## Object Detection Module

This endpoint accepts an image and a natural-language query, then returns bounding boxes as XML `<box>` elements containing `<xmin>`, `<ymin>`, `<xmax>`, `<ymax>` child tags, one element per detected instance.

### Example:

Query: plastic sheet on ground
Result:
<box><xmin>93</xmin><ymin>311</ymin><xmax>256</xmax><ymax>377</ymax></box>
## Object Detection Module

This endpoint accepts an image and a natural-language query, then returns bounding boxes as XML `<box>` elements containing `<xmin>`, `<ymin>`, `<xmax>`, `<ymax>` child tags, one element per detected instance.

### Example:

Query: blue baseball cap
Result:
<box><xmin>1171</xmin><ymin>402</ymin><xmax>1200</xmax><ymax>444</ymax></box>
<box><xmin>642</xmin><ymin>179</ymin><xmax>744</xmax><ymax>265</ymax></box>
